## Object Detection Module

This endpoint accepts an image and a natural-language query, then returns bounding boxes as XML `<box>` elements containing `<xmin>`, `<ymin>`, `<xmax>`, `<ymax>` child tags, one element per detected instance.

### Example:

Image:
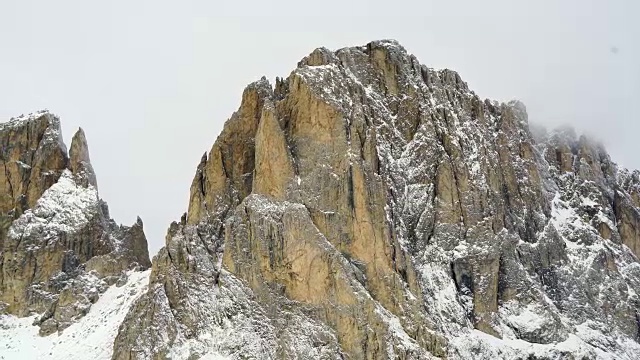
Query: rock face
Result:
<box><xmin>111</xmin><ymin>40</ymin><xmax>640</xmax><ymax>359</ymax></box>
<box><xmin>0</xmin><ymin>41</ymin><xmax>633</xmax><ymax>359</ymax></box>
<box><xmin>0</xmin><ymin>110</ymin><xmax>151</xmax><ymax>335</ymax></box>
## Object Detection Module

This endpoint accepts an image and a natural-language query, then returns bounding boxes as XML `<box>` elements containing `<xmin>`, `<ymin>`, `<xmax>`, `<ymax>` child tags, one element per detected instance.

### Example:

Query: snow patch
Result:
<box><xmin>8</xmin><ymin>170</ymin><xmax>99</xmax><ymax>243</ymax></box>
<box><xmin>0</xmin><ymin>270</ymin><xmax>150</xmax><ymax>360</ymax></box>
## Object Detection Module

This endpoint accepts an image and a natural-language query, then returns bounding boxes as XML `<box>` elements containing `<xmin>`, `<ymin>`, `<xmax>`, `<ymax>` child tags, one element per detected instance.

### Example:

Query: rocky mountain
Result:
<box><xmin>111</xmin><ymin>40</ymin><xmax>640</xmax><ymax>359</ymax></box>
<box><xmin>0</xmin><ymin>110</ymin><xmax>151</xmax><ymax>336</ymax></box>
<box><xmin>2</xmin><ymin>40</ymin><xmax>640</xmax><ymax>360</ymax></box>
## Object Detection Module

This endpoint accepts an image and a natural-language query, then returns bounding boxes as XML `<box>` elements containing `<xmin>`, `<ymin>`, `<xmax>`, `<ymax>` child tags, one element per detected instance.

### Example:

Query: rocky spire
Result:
<box><xmin>0</xmin><ymin>111</ymin><xmax>150</xmax><ymax>336</ymax></box>
<box><xmin>69</xmin><ymin>127</ymin><xmax>98</xmax><ymax>188</ymax></box>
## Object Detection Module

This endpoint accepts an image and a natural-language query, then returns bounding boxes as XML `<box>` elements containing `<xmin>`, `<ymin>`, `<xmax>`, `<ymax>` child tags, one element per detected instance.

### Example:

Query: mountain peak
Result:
<box><xmin>2</xmin><ymin>40</ymin><xmax>639</xmax><ymax>360</ymax></box>
<box><xmin>0</xmin><ymin>111</ymin><xmax>150</xmax><ymax>336</ymax></box>
<box><xmin>113</xmin><ymin>40</ymin><xmax>640</xmax><ymax>359</ymax></box>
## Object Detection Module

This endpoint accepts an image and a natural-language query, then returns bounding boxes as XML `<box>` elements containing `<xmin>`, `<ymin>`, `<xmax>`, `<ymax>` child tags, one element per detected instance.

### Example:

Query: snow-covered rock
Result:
<box><xmin>0</xmin><ymin>111</ymin><xmax>151</xmax><ymax>336</ymax></box>
<box><xmin>113</xmin><ymin>40</ymin><xmax>640</xmax><ymax>359</ymax></box>
<box><xmin>0</xmin><ymin>269</ymin><xmax>150</xmax><ymax>360</ymax></box>
<box><xmin>3</xmin><ymin>39</ymin><xmax>640</xmax><ymax>360</ymax></box>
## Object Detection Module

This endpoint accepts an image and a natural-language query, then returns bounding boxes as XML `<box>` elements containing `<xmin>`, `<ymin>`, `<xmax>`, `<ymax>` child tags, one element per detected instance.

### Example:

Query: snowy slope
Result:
<box><xmin>0</xmin><ymin>270</ymin><xmax>150</xmax><ymax>360</ymax></box>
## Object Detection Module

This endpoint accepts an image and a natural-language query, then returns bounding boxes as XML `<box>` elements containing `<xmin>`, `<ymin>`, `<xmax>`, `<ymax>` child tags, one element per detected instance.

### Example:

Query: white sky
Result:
<box><xmin>1</xmin><ymin>0</ymin><xmax>638</xmax><ymax>255</ymax></box>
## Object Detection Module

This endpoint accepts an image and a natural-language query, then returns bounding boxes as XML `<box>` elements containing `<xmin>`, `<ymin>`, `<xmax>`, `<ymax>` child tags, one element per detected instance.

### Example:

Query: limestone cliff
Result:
<box><xmin>0</xmin><ymin>110</ymin><xmax>151</xmax><ymax>336</ymax></box>
<box><xmin>112</xmin><ymin>40</ymin><xmax>640</xmax><ymax>359</ymax></box>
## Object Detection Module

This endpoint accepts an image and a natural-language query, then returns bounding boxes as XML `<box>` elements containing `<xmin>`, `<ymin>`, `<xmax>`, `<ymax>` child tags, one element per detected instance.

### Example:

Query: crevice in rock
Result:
<box><xmin>408</xmin><ymin>105</ymin><xmax>422</xmax><ymax>145</ymax></box>
<box><xmin>219</xmin><ymin>149</ymin><xmax>229</xmax><ymax>180</ymax></box>
<box><xmin>347</xmin><ymin>165</ymin><xmax>355</xmax><ymax>210</ymax></box>
<box><xmin>344</xmin><ymin>117</ymin><xmax>352</xmax><ymax>145</ymax></box>
<box><xmin>30</xmin><ymin>256</ymin><xmax>38</xmax><ymax>284</ymax></box>
<box><xmin>496</xmin><ymin>254</ymin><xmax>508</xmax><ymax>305</ymax></box>
<box><xmin>420</xmin><ymin>66</ymin><xmax>430</xmax><ymax>87</ymax></box>
<box><xmin>2</xmin><ymin>159</ymin><xmax>15</xmax><ymax>210</ymax></box>
<box><xmin>436</xmin><ymin>111</ymin><xmax>467</xmax><ymax>229</ymax></box>
<box><xmin>635</xmin><ymin>311</ymin><xmax>640</xmax><ymax>342</ymax></box>
<box><xmin>197</xmin><ymin>154</ymin><xmax>207</xmax><ymax>199</ymax></box>
<box><xmin>425</xmin><ymin>172</ymin><xmax>439</xmax><ymax>247</ymax></box>
<box><xmin>166</xmin><ymin>243</ymin><xmax>175</xmax><ymax>265</ymax></box>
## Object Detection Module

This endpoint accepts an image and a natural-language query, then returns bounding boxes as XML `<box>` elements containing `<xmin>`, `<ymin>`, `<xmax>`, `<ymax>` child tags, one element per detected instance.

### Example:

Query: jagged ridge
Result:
<box><xmin>0</xmin><ymin>110</ymin><xmax>151</xmax><ymax>336</ymax></box>
<box><xmin>112</xmin><ymin>40</ymin><xmax>640</xmax><ymax>359</ymax></box>
<box><xmin>2</xmin><ymin>38</ymin><xmax>639</xmax><ymax>360</ymax></box>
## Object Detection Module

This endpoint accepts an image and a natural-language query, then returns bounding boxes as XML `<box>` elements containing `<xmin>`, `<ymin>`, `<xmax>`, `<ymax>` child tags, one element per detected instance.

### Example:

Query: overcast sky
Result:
<box><xmin>1</xmin><ymin>0</ymin><xmax>637</xmax><ymax>255</ymax></box>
